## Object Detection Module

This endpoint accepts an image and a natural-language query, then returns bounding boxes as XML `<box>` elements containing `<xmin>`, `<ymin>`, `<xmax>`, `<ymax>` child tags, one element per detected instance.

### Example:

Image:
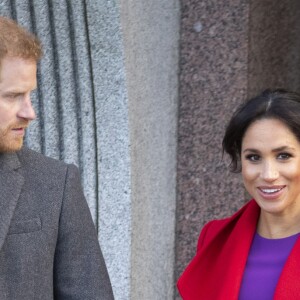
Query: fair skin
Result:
<box><xmin>241</xmin><ymin>118</ymin><xmax>300</xmax><ymax>239</ymax></box>
<box><xmin>0</xmin><ymin>56</ymin><xmax>37</xmax><ymax>153</ymax></box>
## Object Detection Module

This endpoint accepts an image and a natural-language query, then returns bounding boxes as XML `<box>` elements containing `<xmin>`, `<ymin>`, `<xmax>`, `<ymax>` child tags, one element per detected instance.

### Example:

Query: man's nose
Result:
<box><xmin>17</xmin><ymin>94</ymin><xmax>36</xmax><ymax>120</ymax></box>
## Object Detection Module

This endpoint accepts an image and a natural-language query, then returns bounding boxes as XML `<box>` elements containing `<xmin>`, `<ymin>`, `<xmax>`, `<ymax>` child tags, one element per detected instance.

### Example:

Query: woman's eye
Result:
<box><xmin>277</xmin><ymin>153</ymin><xmax>291</xmax><ymax>160</ymax></box>
<box><xmin>245</xmin><ymin>154</ymin><xmax>260</xmax><ymax>162</ymax></box>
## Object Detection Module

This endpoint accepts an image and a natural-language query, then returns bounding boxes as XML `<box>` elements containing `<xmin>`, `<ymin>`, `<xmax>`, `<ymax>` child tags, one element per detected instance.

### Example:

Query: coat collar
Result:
<box><xmin>178</xmin><ymin>200</ymin><xmax>300</xmax><ymax>299</ymax></box>
<box><xmin>0</xmin><ymin>151</ymin><xmax>21</xmax><ymax>171</ymax></box>
<box><xmin>177</xmin><ymin>201</ymin><xmax>259</xmax><ymax>299</ymax></box>
<box><xmin>274</xmin><ymin>234</ymin><xmax>300</xmax><ymax>298</ymax></box>
<box><xmin>0</xmin><ymin>150</ymin><xmax>24</xmax><ymax>250</ymax></box>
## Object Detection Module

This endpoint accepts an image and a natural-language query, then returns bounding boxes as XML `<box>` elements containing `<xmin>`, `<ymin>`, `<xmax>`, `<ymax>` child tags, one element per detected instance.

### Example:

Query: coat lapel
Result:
<box><xmin>0</xmin><ymin>151</ymin><xmax>24</xmax><ymax>250</ymax></box>
<box><xmin>274</xmin><ymin>236</ymin><xmax>300</xmax><ymax>299</ymax></box>
<box><xmin>178</xmin><ymin>200</ymin><xmax>260</xmax><ymax>299</ymax></box>
<box><xmin>216</xmin><ymin>201</ymin><xmax>259</xmax><ymax>299</ymax></box>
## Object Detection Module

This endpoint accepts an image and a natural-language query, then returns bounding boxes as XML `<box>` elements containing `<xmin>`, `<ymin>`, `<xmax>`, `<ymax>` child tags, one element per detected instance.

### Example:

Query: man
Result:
<box><xmin>0</xmin><ymin>17</ymin><xmax>114</xmax><ymax>299</ymax></box>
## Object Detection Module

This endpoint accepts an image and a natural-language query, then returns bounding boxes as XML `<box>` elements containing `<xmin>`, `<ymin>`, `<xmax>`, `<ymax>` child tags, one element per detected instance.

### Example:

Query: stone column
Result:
<box><xmin>120</xmin><ymin>0</ymin><xmax>180</xmax><ymax>299</ymax></box>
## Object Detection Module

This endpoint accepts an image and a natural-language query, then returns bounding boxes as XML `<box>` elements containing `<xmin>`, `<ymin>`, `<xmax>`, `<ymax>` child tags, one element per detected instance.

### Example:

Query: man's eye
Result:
<box><xmin>278</xmin><ymin>153</ymin><xmax>291</xmax><ymax>160</ymax></box>
<box><xmin>5</xmin><ymin>93</ymin><xmax>21</xmax><ymax>99</ymax></box>
<box><xmin>245</xmin><ymin>154</ymin><xmax>260</xmax><ymax>161</ymax></box>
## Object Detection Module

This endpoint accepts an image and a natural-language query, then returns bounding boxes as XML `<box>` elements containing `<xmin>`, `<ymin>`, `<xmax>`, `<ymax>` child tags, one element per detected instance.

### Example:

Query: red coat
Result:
<box><xmin>177</xmin><ymin>200</ymin><xmax>300</xmax><ymax>299</ymax></box>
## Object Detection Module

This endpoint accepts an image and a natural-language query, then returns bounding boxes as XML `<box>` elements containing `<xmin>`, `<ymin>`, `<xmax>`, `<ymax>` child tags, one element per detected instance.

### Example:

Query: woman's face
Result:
<box><xmin>241</xmin><ymin>118</ymin><xmax>300</xmax><ymax>217</ymax></box>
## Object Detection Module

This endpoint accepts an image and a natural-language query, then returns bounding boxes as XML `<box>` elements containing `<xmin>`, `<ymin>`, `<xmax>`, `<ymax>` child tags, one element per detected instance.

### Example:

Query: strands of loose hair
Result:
<box><xmin>265</xmin><ymin>97</ymin><xmax>272</xmax><ymax>112</ymax></box>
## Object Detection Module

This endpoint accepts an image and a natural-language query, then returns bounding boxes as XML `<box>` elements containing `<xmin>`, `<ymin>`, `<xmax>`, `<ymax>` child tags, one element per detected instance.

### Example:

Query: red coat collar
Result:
<box><xmin>178</xmin><ymin>200</ymin><xmax>300</xmax><ymax>299</ymax></box>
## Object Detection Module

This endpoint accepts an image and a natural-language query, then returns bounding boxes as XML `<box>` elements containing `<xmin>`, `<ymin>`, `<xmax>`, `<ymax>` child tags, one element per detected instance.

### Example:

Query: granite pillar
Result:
<box><xmin>248</xmin><ymin>0</ymin><xmax>300</xmax><ymax>96</ymax></box>
<box><xmin>120</xmin><ymin>1</ymin><xmax>180</xmax><ymax>299</ymax></box>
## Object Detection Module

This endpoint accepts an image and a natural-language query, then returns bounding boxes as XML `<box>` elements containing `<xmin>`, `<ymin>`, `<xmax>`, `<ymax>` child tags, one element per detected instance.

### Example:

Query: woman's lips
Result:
<box><xmin>257</xmin><ymin>185</ymin><xmax>286</xmax><ymax>200</ymax></box>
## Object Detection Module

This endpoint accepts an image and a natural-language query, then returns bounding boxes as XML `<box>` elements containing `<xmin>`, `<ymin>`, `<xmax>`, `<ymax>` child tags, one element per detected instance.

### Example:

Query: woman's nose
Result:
<box><xmin>260</xmin><ymin>161</ymin><xmax>279</xmax><ymax>182</ymax></box>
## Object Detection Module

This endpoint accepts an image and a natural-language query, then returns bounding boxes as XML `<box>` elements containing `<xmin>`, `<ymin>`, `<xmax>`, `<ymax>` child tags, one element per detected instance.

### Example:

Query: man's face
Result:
<box><xmin>0</xmin><ymin>56</ymin><xmax>37</xmax><ymax>153</ymax></box>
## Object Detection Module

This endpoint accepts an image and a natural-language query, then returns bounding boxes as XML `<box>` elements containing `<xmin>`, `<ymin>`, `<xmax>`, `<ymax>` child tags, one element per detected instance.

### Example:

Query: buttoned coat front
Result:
<box><xmin>0</xmin><ymin>147</ymin><xmax>114</xmax><ymax>299</ymax></box>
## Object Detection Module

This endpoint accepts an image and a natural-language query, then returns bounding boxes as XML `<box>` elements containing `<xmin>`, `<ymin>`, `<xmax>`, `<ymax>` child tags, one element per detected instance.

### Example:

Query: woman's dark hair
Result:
<box><xmin>223</xmin><ymin>89</ymin><xmax>300</xmax><ymax>172</ymax></box>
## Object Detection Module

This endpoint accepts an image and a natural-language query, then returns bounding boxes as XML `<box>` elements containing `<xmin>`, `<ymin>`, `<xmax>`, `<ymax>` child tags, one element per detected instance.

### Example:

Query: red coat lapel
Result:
<box><xmin>178</xmin><ymin>200</ymin><xmax>260</xmax><ymax>299</ymax></box>
<box><xmin>274</xmin><ymin>236</ymin><xmax>300</xmax><ymax>299</ymax></box>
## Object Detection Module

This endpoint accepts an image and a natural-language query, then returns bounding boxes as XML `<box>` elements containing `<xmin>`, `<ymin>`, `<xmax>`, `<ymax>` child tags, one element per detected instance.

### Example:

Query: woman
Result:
<box><xmin>178</xmin><ymin>89</ymin><xmax>300</xmax><ymax>299</ymax></box>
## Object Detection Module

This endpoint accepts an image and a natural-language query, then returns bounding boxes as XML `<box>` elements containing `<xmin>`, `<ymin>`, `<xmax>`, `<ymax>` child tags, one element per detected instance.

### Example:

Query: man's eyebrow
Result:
<box><xmin>2</xmin><ymin>91</ymin><xmax>22</xmax><ymax>96</ymax></box>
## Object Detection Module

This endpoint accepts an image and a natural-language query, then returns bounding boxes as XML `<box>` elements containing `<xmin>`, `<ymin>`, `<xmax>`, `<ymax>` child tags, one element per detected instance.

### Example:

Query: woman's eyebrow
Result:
<box><xmin>242</xmin><ymin>148</ymin><xmax>259</xmax><ymax>154</ymax></box>
<box><xmin>243</xmin><ymin>146</ymin><xmax>295</xmax><ymax>154</ymax></box>
<box><xmin>271</xmin><ymin>146</ymin><xmax>295</xmax><ymax>152</ymax></box>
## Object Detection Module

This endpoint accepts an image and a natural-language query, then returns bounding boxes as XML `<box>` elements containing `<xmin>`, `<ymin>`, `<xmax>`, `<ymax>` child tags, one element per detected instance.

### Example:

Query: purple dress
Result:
<box><xmin>239</xmin><ymin>232</ymin><xmax>300</xmax><ymax>300</ymax></box>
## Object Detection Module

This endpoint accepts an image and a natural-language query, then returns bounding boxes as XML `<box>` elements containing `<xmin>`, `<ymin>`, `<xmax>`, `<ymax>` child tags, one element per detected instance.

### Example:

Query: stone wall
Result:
<box><xmin>175</xmin><ymin>0</ymin><xmax>300</xmax><ymax>299</ymax></box>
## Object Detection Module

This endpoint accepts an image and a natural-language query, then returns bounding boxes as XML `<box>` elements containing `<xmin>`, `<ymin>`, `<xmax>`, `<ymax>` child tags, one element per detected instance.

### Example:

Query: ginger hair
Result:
<box><xmin>0</xmin><ymin>16</ymin><xmax>42</xmax><ymax>65</ymax></box>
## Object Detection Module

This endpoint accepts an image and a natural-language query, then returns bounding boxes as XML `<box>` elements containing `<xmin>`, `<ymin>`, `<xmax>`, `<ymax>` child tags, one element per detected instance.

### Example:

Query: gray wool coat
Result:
<box><xmin>0</xmin><ymin>147</ymin><xmax>114</xmax><ymax>299</ymax></box>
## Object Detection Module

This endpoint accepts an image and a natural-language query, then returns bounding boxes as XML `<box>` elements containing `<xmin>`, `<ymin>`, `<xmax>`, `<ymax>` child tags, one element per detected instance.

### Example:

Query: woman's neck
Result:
<box><xmin>257</xmin><ymin>211</ymin><xmax>300</xmax><ymax>239</ymax></box>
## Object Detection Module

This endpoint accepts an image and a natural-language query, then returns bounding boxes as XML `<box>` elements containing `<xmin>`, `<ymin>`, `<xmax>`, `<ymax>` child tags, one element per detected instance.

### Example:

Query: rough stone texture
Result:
<box><xmin>175</xmin><ymin>0</ymin><xmax>249</xmax><ymax>297</ymax></box>
<box><xmin>120</xmin><ymin>0</ymin><xmax>180</xmax><ymax>299</ymax></box>
<box><xmin>175</xmin><ymin>0</ymin><xmax>300</xmax><ymax>298</ymax></box>
<box><xmin>85</xmin><ymin>1</ymin><xmax>131</xmax><ymax>299</ymax></box>
<box><xmin>248</xmin><ymin>0</ymin><xmax>300</xmax><ymax>96</ymax></box>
